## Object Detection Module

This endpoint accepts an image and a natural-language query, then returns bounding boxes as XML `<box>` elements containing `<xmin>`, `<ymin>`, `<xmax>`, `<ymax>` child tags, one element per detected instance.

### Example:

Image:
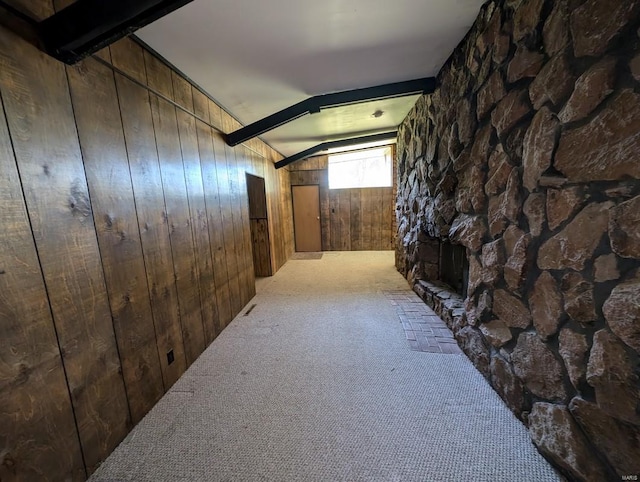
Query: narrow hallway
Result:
<box><xmin>91</xmin><ymin>252</ymin><xmax>559</xmax><ymax>481</ymax></box>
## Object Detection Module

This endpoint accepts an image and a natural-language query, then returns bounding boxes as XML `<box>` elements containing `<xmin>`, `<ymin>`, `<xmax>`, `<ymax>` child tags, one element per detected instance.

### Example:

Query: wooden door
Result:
<box><xmin>247</xmin><ymin>174</ymin><xmax>272</xmax><ymax>276</ymax></box>
<box><xmin>292</xmin><ymin>185</ymin><xmax>321</xmax><ymax>252</ymax></box>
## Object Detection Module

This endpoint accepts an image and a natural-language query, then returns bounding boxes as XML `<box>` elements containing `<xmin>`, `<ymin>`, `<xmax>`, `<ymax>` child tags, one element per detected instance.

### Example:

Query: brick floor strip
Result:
<box><xmin>383</xmin><ymin>289</ymin><xmax>463</xmax><ymax>355</ymax></box>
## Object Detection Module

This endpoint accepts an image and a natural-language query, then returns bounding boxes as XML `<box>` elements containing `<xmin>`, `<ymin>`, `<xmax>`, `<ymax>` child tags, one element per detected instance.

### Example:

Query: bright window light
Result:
<box><xmin>328</xmin><ymin>146</ymin><xmax>392</xmax><ymax>189</ymax></box>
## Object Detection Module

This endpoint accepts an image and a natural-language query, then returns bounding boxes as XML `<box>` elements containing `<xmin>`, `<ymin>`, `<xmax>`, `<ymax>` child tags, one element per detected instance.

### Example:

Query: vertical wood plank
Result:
<box><xmin>173</xmin><ymin>74</ymin><xmax>220</xmax><ymax>344</ymax></box>
<box><xmin>350</xmin><ymin>189</ymin><xmax>362</xmax><ymax>250</ymax></box>
<box><xmin>110</xmin><ymin>38</ymin><xmax>147</xmax><ymax>85</ymax></box>
<box><xmin>372</xmin><ymin>188</ymin><xmax>383</xmax><ymax>250</ymax></box>
<box><xmin>329</xmin><ymin>189</ymin><xmax>340</xmax><ymax>251</ymax></box>
<box><xmin>320</xmin><ymin>181</ymin><xmax>331</xmax><ymax>251</ymax></box>
<box><xmin>209</xmin><ymin>106</ymin><xmax>242</xmax><ymax>317</ymax></box>
<box><xmin>339</xmin><ymin>189</ymin><xmax>351</xmax><ymax>251</ymax></box>
<box><xmin>362</xmin><ymin>188</ymin><xmax>373</xmax><ymax>250</ymax></box>
<box><xmin>115</xmin><ymin>71</ymin><xmax>187</xmax><ymax>389</ymax></box>
<box><xmin>149</xmin><ymin>90</ymin><xmax>206</xmax><ymax>367</ymax></box>
<box><xmin>0</xmin><ymin>86</ymin><xmax>85</xmax><ymax>482</ymax></box>
<box><xmin>192</xmin><ymin>96</ymin><xmax>232</xmax><ymax>329</ymax></box>
<box><xmin>382</xmin><ymin>187</ymin><xmax>394</xmax><ymax>249</ymax></box>
<box><xmin>144</xmin><ymin>51</ymin><xmax>173</xmax><ymax>100</ymax></box>
<box><xmin>66</xmin><ymin>57</ymin><xmax>164</xmax><ymax>425</ymax></box>
<box><xmin>0</xmin><ymin>28</ymin><xmax>130</xmax><ymax>474</ymax></box>
<box><xmin>237</xmin><ymin>145</ymin><xmax>257</xmax><ymax>300</ymax></box>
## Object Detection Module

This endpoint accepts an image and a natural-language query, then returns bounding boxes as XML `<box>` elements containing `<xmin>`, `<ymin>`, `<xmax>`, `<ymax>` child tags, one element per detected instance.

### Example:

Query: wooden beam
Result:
<box><xmin>225</xmin><ymin>78</ymin><xmax>435</xmax><ymax>147</ymax></box>
<box><xmin>38</xmin><ymin>0</ymin><xmax>194</xmax><ymax>64</ymax></box>
<box><xmin>274</xmin><ymin>131</ymin><xmax>397</xmax><ymax>169</ymax></box>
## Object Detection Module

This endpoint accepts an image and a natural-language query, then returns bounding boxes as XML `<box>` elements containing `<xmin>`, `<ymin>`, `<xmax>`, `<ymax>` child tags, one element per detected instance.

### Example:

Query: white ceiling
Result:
<box><xmin>138</xmin><ymin>0</ymin><xmax>485</xmax><ymax>158</ymax></box>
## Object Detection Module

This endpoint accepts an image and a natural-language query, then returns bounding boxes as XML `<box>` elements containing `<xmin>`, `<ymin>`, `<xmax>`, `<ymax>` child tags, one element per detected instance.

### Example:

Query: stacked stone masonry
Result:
<box><xmin>395</xmin><ymin>0</ymin><xmax>640</xmax><ymax>480</ymax></box>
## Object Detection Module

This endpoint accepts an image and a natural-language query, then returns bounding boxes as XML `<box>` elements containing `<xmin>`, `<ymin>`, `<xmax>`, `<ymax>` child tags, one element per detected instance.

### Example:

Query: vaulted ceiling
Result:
<box><xmin>137</xmin><ymin>0</ymin><xmax>485</xmax><ymax>158</ymax></box>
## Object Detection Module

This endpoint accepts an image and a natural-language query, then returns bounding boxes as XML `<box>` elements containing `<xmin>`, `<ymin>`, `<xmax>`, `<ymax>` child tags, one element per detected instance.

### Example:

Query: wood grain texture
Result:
<box><xmin>115</xmin><ymin>71</ymin><xmax>187</xmax><ymax>389</ymax></box>
<box><xmin>250</xmin><ymin>219</ymin><xmax>272</xmax><ymax>277</ymax></box>
<box><xmin>236</xmin><ymin>145</ymin><xmax>257</xmax><ymax>302</ymax></box>
<box><xmin>192</xmin><ymin>99</ymin><xmax>232</xmax><ymax>329</ymax></box>
<box><xmin>173</xmin><ymin>74</ymin><xmax>220</xmax><ymax>344</ymax></box>
<box><xmin>110</xmin><ymin>38</ymin><xmax>147</xmax><ymax>85</ymax></box>
<box><xmin>289</xmin><ymin>158</ymin><xmax>394</xmax><ymax>251</ymax></box>
<box><xmin>338</xmin><ymin>189</ymin><xmax>351</xmax><ymax>250</ymax></box>
<box><xmin>66</xmin><ymin>57</ymin><xmax>164</xmax><ymax>425</ymax></box>
<box><xmin>292</xmin><ymin>185</ymin><xmax>322</xmax><ymax>252</ymax></box>
<box><xmin>0</xmin><ymin>28</ymin><xmax>129</xmax><ymax>474</ymax></box>
<box><xmin>211</xmin><ymin>107</ymin><xmax>243</xmax><ymax>317</ymax></box>
<box><xmin>248</xmin><ymin>174</ymin><xmax>268</xmax><ymax>219</ymax></box>
<box><xmin>229</xmin><ymin>118</ymin><xmax>255</xmax><ymax>307</ymax></box>
<box><xmin>0</xmin><ymin>22</ymin><xmax>294</xmax><ymax>477</ymax></box>
<box><xmin>350</xmin><ymin>189</ymin><xmax>362</xmax><ymax>250</ymax></box>
<box><xmin>0</xmin><ymin>81</ymin><xmax>85</xmax><ymax>482</ymax></box>
<box><xmin>149</xmin><ymin>91</ymin><xmax>206</xmax><ymax>367</ymax></box>
<box><xmin>247</xmin><ymin>174</ymin><xmax>271</xmax><ymax>277</ymax></box>
<box><xmin>144</xmin><ymin>51</ymin><xmax>173</xmax><ymax>100</ymax></box>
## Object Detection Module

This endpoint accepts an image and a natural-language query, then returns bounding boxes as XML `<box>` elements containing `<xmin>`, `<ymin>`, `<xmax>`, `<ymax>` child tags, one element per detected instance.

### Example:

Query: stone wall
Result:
<box><xmin>395</xmin><ymin>0</ymin><xmax>640</xmax><ymax>479</ymax></box>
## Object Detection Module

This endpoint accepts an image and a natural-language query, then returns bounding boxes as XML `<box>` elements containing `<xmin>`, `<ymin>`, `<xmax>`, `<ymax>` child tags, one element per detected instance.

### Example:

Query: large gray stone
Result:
<box><xmin>529</xmin><ymin>403</ymin><xmax>609</xmax><ymax>481</ymax></box>
<box><xmin>570</xmin><ymin>397</ymin><xmax>640</xmax><ymax>477</ymax></box>
<box><xmin>530</xmin><ymin>271</ymin><xmax>563</xmax><ymax>339</ymax></box>
<box><xmin>570</xmin><ymin>0</ymin><xmax>640</xmax><ymax>57</ymax></box>
<box><xmin>529</xmin><ymin>53</ymin><xmax>575</xmax><ymax>110</ymax></box>
<box><xmin>513</xmin><ymin>0</ymin><xmax>545</xmax><ymax>41</ymax></box>
<box><xmin>480</xmin><ymin>319</ymin><xmax>512</xmax><ymax>348</ymax></box>
<box><xmin>491</xmin><ymin>89</ymin><xmax>531</xmax><ymax>138</ymax></box>
<box><xmin>593</xmin><ymin>254</ymin><xmax>619</xmax><ymax>283</ymax></box>
<box><xmin>523</xmin><ymin>192</ymin><xmax>545</xmax><ymax>237</ymax></box>
<box><xmin>587</xmin><ymin>329</ymin><xmax>640</xmax><ymax>424</ymax></box>
<box><xmin>504</xmin><ymin>234</ymin><xmax>532</xmax><ymax>291</ymax></box>
<box><xmin>543</xmin><ymin>0</ymin><xmax>570</xmax><ymax>57</ymax></box>
<box><xmin>522</xmin><ymin>107</ymin><xmax>559</xmax><ymax>192</ymax></box>
<box><xmin>490</xmin><ymin>355</ymin><xmax>526</xmax><ymax>418</ymax></box>
<box><xmin>467</xmin><ymin>255</ymin><xmax>482</xmax><ymax>296</ymax></box>
<box><xmin>470</xmin><ymin>123</ymin><xmax>494</xmax><ymax>166</ymax></box>
<box><xmin>457</xmin><ymin>98</ymin><xmax>477</xmax><ymax>145</ymax></box>
<box><xmin>546</xmin><ymin>186</ymin><xmax>586</xmax><ymax>231</ymax></box>
<box><xmin>481</xmin><ymin>239</ymin><xmax>505</xmax><ymax>286</ymax></box>
<box><xmin>485</xmin><ymin>148</ymin><xmax>511</xmax><ymax>196</ymax></box>
<box><xmin>493</xmin><ymin>289</ymin><xmax>531</xmax><ymax>329</ymax></box>
<box><xmin>488</xmin><ymin>196</ymin><xmax>507</xmax><ymax>238</ymax></box>
<box><xmin>556</xmin><ymin>90</ymin><xmax>640</xmax><ymax>182</ymax></box>
<box><xmin>456</xmin><ymin>326</ymin><xmax>491</xmax><ymax>378</ymax></box>
<box><xmin>503</xmin><ymin>225</ymin><xmax>525</xmax><ymax>256</ymax></box>
<box><xmin>603</xmin><ymin>278</ymin><xmax>640</xmax><ymax>353</ymax></box>
<box><xmin>449</xmin><ymin>215</ymin><xmax>487</xmax><ymax>252</ymax></box>
<box><xmin>609</xmin><ymin>194</ymin><xmax>640</xmax><ymax>259</ymax></box>
<box><xmin>559</xmin><ymin>57</ymin><xmax>617</xmax><ymax>124</ymax></box>
<box><xmin>562</xmin><ymin>272</ymin><xmax>596</xmax><ymax>323</ymax></box>
<box><xmin>538</xmin><ymin>202</ymin><xmax>612</xmax><ymax>271</ymax></box>
<box><xmin>455</xmin><ymin>164</ymin><xmax>486</xmax><ymax>214</ymax></box>
<box><xmin>477</xmin><ymin>71</ymin><xmax>506</xmax><ymax>120</ymax></box>
<box><xmin>512</xmin><ymin>333</ymin><xmax>566</xmax><ymax>401</ymax></box>
<box><xmin>507</xmin><ymin>46</ymin><xmax>544</xmax><ymax>83</ymax></box>
<box><xmin>558</xmin><ymin>328</ymin><xmax>588</xmax><ymax>389</ymax></box>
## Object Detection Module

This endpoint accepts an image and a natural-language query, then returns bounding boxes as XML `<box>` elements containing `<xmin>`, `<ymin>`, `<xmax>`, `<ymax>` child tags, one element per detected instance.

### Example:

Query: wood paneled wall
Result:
<box><xmin>289</xmin><ymin>155</ymin><xmax>396</xmax><ymax>251</ymax></box>
<box><xmin>0</xmin><ymin>10</ymin><xmax>293</xmax><ymax>479</ymax></box>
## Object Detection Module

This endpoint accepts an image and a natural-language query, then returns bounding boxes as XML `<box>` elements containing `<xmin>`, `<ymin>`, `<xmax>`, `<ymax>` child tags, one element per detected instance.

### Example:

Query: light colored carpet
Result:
<box><xmin>90</xmin><ymin>251</ymin><xmax>560</xmax><ymax>482</ymax></box>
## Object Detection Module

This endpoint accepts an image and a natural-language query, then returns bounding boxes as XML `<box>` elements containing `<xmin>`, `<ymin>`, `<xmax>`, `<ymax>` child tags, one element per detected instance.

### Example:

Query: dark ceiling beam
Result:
<box><xmin>225</xmin><ymin>78</ymin><xmax>435</xmax><ymax>147</ymax></box>
<box><xmin>38</xmin><ymin>0</ymin><xmax>195</xmax><ymax>64</ymax></box>
<box><xmin>274</xmin><ymin>131</ymin><xmax>397</xmax><ymax>170</ymax></box>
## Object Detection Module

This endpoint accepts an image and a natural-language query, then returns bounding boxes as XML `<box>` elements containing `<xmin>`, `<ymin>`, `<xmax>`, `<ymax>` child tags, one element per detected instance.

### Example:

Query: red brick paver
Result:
<box><xmin>383</xmin><ymin>290</ymin><xmax>463</xmax><ymax>355</ymax></box>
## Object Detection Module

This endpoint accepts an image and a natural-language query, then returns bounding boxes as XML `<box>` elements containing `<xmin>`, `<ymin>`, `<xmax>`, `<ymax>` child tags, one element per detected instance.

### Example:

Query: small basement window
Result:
<box><xmin>328</xmin><ymin>146</ymin><xmax>392</xmax><ymax>189</ymax></box>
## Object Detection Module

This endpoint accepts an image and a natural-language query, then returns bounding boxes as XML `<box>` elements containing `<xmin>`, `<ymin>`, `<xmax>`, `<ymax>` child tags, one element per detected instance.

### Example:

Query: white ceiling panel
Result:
<box><xmin>138</xmin><ymin>0</ymin><xmax>484</xmax><ymax>158</ymax></box>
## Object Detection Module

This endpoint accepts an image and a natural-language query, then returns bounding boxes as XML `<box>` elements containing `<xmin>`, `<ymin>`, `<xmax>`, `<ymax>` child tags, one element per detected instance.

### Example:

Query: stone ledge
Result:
<box><xmin>413</xmin><ymin>280</ymin><xmax>466</xmax><ymax>334</ymax></box>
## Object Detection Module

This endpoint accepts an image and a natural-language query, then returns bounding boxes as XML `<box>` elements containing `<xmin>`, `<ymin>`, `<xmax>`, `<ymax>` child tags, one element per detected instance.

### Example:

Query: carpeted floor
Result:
<box><xmin>90</xmin><ymin>251</ymin><xmax>560</xmax><ymax>482</ymax></box>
